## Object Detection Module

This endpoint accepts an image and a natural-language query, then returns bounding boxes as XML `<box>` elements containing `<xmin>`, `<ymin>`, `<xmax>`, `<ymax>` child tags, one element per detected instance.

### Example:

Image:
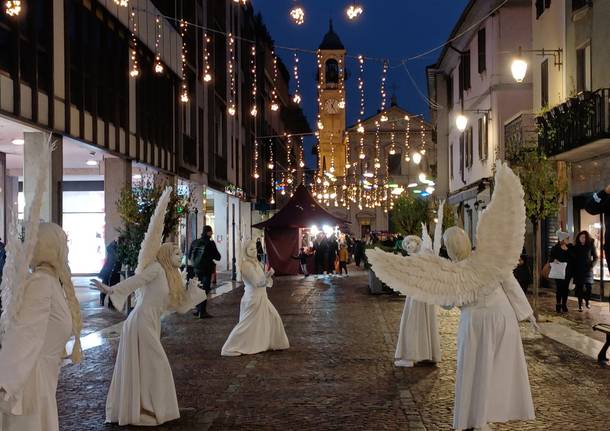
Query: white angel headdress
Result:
<box><xmin>367</xmin><ymin>161</ymin><xmax>525</xmax><ymax>306</ymax></box>
<box><xmin>420</xmin><ymin>199</ymin><xmax>445</xmax><ymax>256</ymax></box>
<box><xmin>0</xmin><ymin>135</ymin><xmax>55</xmax><ymax>339</ymax></box>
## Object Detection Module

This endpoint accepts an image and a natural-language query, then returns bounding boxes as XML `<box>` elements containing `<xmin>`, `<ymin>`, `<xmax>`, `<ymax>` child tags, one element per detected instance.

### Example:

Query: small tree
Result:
<box><xmin>512</xmin><ymin>149</ymin><xmax>565</xmax><ymax>318</ymax></box>
<box><xmin>115</xmin><ymin>176</ymin><xmax>192</xmax><ymax>271</ymax></box>
<box><xmin>390</xmin><ymin>194</ymin><xmax>429</xmax><ymax>236</ymax></box>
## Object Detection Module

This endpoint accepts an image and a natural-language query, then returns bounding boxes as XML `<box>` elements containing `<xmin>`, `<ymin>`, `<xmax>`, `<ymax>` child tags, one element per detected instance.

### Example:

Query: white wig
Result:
<box><xmin>443</xmin><ymin>226</ymin><xmax>472</xmax><ymax>262</ymax></box>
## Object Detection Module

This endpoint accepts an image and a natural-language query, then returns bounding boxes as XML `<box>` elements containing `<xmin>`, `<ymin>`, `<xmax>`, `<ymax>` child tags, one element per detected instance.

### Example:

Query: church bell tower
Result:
<box><xmin>317</xmin><ymin>20</ymin><xmax>347</xmax><ymax>177</ymax></box>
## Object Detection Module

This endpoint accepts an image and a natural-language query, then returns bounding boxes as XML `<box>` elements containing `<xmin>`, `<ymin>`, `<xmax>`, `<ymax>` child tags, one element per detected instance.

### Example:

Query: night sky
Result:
<box><xmin>252</xmin><ymin>0</ymin><xmax>469</xmax><ymax>166</ymax></box>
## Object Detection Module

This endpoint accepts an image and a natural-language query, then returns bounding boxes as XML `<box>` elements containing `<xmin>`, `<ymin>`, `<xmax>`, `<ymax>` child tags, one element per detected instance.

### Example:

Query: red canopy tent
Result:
<box><xmin>253</xmin><ymin>184</ymin><xmax>348</xmax><ymax>275</ymax></box>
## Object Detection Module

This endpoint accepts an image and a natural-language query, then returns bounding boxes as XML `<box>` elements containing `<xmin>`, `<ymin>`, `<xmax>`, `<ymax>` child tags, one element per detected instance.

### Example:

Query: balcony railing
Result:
<box><xmin>504</xmin><ymin>112</ymin><xmax>538</xmax><ymax>163</ymax></box>
<box><xmin>538</xmin><ymin>88</ymin><xmax>610</xmax><ymax>157</ymax></box>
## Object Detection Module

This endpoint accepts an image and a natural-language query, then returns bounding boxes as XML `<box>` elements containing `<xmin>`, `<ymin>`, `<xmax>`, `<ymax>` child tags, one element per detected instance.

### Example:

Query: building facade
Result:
<box><xmin>0</xmin><ymin>0</ymin><xmax>308</xmax><ymax>275</ymax></box>
<box><xmin>427</xmin><ymin>0</ymin><xmax>532</xmax><ymax>244</ymax></box>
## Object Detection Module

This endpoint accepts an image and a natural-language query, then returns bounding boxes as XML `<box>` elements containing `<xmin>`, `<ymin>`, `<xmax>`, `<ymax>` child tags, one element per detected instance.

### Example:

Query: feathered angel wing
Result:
<box><xmin>0</xmin><ymin>134</ymin><xmax>53</xmax><ymax>340</ymax></box>
<box><xmin>421</xmin><ymin>223</ymin><xmax>433</xmax><ymax>253</ymax></box>
<box><xmin>367</xmin><ymin>161</ymin><xmax>525</xmax><ymax>306</ymax></box>
<box><xmin>433</xmin><ymin>200</ymin><xmax>445</xmax><ymax>256</ymax></box>
<box><xmin>135</xmin><ymin>187</ymin><xmax>172</xmax><ymax>274</ymax></box>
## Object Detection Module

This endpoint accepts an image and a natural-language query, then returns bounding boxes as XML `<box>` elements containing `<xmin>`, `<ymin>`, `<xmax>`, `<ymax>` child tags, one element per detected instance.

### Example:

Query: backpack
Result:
<box><xmin>190</xmin><ymin>240</ymin><xmax>207</xmax><ymax>270</ymax></box>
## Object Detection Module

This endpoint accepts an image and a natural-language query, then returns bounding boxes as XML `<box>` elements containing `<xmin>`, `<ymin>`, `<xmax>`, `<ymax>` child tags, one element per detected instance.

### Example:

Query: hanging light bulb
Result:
<box><xmin>299</xmin><ymin>160</ymin><xmax>305</xmax><ymax>168</ymax></box>
<box><xmin>250</xmin><ymin>107</ymin><xmax>258</xmax><ymax>117</ymax></box>
<box><xmin>293</xmin><ymin>94</ymin><xmax>302</xmax><ymax>104</ymax></box>
<box><xmin>357</xmin><ymin>124</ymin><xmax>365</xmax><ymax>134</ymax></box>
<box><xmin>346</xmin><ymin>3</ymin><xmax>364</xmax><ymax>20</ymax></box>
<box><xmin>228</xmin><ymin>106</ymin><xmax>236</xmax><ymax>116</ymax></box>
<box><xmin>338</xmin><ymin>100</ymin><xmax>346</xmax><ymax>109</ymax></box>
<box><xmin>412</xmin><ymin>152</ymin><xmax>422</xmax><ymax>164</ymax></box>
<box><xmin>317</xmin><ymin>120</ymin><xmax>324</xmax><ymax>130</ymax></box>
<box><xmin>113</xmin><ymin>0</ymin><xmax>129</xmax><ymax>6</ymax></box>
<box><xmin>359</xmin><ymin>152</ymin><xmax>365</xmax><ymax>160</ymax></box>
<box><xmin>389</xmin><ymin>148</ymin><xmax>396</xmax><ymax>155</ymax></box>
<box><xmin>405</xmin><ymin>155</ymin><xmax>411</xmax><ymax>162</ymax></box>
<box><xmin>418</xmin><ymin>172</ymin><xmax>427</xmax><ymax>182</ymax></box>
<box><xmin>380</xmin><ymin>114</ymin><xmax>388</xmax><ymax>122</ymax></box>
<box><xmin>455</xmin><ymin>113</ymin><xmax>468</xmax><ymax>132</ymax></box>
<box><xmin>271</xmin><ymin>102</ymin><xmax>279</xmax><ymax>112</ymax></box>
<box><xmin>268</xmin><ymin>162</ymin><xmax>274</xmax><ymax>170</ymax></box>
<box><xmin>254</xmin><ymin>173</ymin><xmax>260</xmax><ymax>179</ymax></box>
<box><xmin>289</xmin><ymin>5</ymin><xmax>305</xmax><ymax>25</ymax></box>
<box><xmin>374</xmin><ymin>160</ymin><xmax>381</xmax><ymax>169</ymax></box>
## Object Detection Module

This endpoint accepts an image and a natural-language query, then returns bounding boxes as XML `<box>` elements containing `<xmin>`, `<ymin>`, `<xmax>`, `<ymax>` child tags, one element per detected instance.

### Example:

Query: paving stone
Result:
<box><xmin>56</xmin><ymin>269</ymin><xmax>610</xmax><ymax>430</ymax></box>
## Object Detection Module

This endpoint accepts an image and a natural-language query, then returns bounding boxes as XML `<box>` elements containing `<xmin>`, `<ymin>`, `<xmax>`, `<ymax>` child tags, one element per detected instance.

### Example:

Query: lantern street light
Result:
<box><xmin>511</xmin><ymin>46</ymin><xmax>563</xmax><ymax>83</ymax></box>
<box><xmin>455</xmin><ymin>113</ymin><xmax>468</xmax><ymax>132</ymax></box>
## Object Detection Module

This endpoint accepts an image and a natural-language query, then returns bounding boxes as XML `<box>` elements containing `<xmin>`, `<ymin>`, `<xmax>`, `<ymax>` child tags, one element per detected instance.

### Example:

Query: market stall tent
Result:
<box><xmin>253</xmin><ymin>184</ymin><xmax>348</xmax><ymax>275</ymax></box>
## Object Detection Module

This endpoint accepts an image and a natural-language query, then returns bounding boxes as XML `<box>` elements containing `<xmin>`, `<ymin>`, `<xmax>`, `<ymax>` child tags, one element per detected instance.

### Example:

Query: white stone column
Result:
<box><xmin>23</xmin><ymin>132</ymin><xmax>62</xmax><ymax>224</ymax></box>
<box><xmin>0</xmin><ymin>152</ymin><xmax>6</xmax><ymax>239</ymax></box>
<box><xmin>104</xmin><ymin>157</ymin><xmax>132</xmax><ymax>244</ymax></box>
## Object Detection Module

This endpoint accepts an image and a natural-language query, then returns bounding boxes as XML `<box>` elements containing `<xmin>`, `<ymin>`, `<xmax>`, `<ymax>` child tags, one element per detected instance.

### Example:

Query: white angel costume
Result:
<box><xmin>98</xmin><ymin>189</ymin><xmax>207</xmax><ymax>426</ymax></box>
<box><xmin>367</xmin><ymin>162</ymin><xmax>535</xmax><ymax>430</ymax></box>
<box><xmin>0</xmin><ymin>141</ymin><xmax>83</xmax><ymax>431</ymax></box>
<box><xmin>394</xmin><ymin>224</ymin><xmax>442</xmax><ymax>367</ymax></box>
<box><xmin>221</xmin><ymin>240</ymin><xmax>289</xmax><ymax>356</ymax></box>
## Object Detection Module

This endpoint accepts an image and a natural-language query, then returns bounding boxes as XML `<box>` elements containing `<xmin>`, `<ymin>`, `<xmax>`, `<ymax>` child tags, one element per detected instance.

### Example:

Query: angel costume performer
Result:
<box><xmin>394</xmin><ymin>233</ymin><xmax>441</xmax><ymax>367</ymax></box>
<box><xmin>367</xmin><ymin>162</ymin><xmax>535</xmax><ymax>430</ymax></box>
<box><xmin>93</xmin><ymin>189</ymin><xmax>206</xmax><ymax>426</ymax></box>
<box><xmin>221</xmin><ymin>240</ymin><xmax>289</xmax><ymax>356</ymax></box>
<box><xmin>0</xmin><ymin>141</ymin><xmax>83</xmax><ymax>431</ymax></box>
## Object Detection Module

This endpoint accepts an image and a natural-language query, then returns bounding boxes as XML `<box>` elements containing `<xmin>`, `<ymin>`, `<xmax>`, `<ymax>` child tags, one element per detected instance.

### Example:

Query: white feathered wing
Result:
<box><xmin>366</xmin><ymin>161</ymin><xmax>525</xmax><ymax>306</ymax></box>
<box><xmin>421</xmin><ymin>223</ymin><xmax>433</xmax><ymax>253</ymax></box>
<box><xmin>135</xmin><ymin>187</ymin><xmax>172</xmax><ymax>274</ymax></box>
<box><xmin>0</xmin><ymin>134</ymin><xmax>52</xmax><ymax>340</ymax></box>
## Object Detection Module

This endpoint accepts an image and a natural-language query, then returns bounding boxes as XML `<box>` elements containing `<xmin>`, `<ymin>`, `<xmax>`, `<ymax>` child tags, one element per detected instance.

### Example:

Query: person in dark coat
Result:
<box><xmin>327</xmin><ymin>234</ymin><xmax>339</xmax><ymax>274</ymax></box>
<box><xmin>513</xmin><ymin>254</ymin><xmax>532</xmax><ymax>294</ymax></box>
<box><xmin>292</xmin><ymin>247</ymin><xmax>309</xmax><ymax>277</ymax></box>
<box><xmin>354</xmin><ymin>239</ymin><xmax>365</xmax><ymax>267</ymax></box>
<box><xmin>550</xmin><ymin>231</ymin><xmax>573</xmax><ymax>313</ymax></box>
<box><xmin>256</xmin><ymin>238</ymin><xmax>264</xmax><ymax>263</ymax></box>
<box><xmin>585</xmin><ymin>185</ymin><xmax>610</xmax><ymax>272</ymax></box>
<box><xmin>189</xmin><ymin>225</ymin><xmax>221</xmax><ymax>318</ymax></box>
<box><xmin>572</xmin><ymin>230</ymin><xmax>598</xmax><ymax>311</ymax></box>
<box><xmin>98</xmin><ymin>240</ymin><xmax>121</xmax><ymax>309</ymax></box>
<box><xmin>313</xmin><ymin>234</ymin><xmax>327</xmax><ymax>274</ymax></box>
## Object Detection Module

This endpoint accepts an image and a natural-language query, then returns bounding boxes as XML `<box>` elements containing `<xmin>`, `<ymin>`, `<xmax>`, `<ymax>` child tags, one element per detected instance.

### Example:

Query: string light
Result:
<box><xmin>253</xmin><ymin>140</ymin><xmax>260</xmax><ymax>179</ymax></box>
<box><xmin>379</xmin><ymin>60</ymin><xmax>389</xmax><ymax>121</ymax></box>
<box><xmin>113</xmin><ymin>0</ymin><xmax>128</xmax><ymax>6</ymax></box>
<box><xmin>316</xmin><ymin>52</ymin><xmax>324</xmax><ymax>131</ymax></box>
<box><xmin>389</xmin><ymin>121</ymin><xmax>396</xmax><ymax>155</ymax></box>
<box><xmin>269</xmin><ymin>141</ymin><xmax>275</xmax><ymax>204</ymax></box>
<box><xmin>271</xmin><ymin>52</ymin><xmax>280</xmax><ymax>112</ymax></box>
<box><xmin>357</xmin><ymin>55</ymin><xmax>366</xmax><ymax>134</ymax></box>
<box><xmin>202</xmin><ymin>33</ymin><xmax>212</xmax><ymax>82</ymax></box>
<box><xmin>153</xmin><ymin>16</ymin><xmax>163</xmax><ymax>74</ymax></box>
<box><xmin>346</xmin><ymin>3</ymin><xmax>363</xmax><ymax>20</ymax></box>
<box><xmin>129</xmin><ymin>8</ymin><xmax>139</xmax><ymax>78</ymax></box>
<box><xmin>250</xmin><ymin>45</ymin><xmax>258</xmax><ymax>117</ymax></box>
<box><xmin>179</xmin><ymin>19</ymin><xmax>189</xmax><ymax>103</ymax></box>
<box><xmin>404</xmin><ymin>116</ymin><xmax>411</xmax><ymax>161</ymax></box>
<box><xmin>289</xmin><ymin>3</ymin><xmax>305</xmax><ymax>25</ymax></box>
<box><xmin>227</xmin><ymin>32</ymin><xmax>236</xmax><ymax>116</ymax></box>
<box><xmin>5</xmin><ymin>0</ymin><xmax>21</xmax><ymax>16</ymax></box>
<box><xmin>292</xmin><ymin>52</ymin><xmax>302</xmax><ymax>104</ymax></box>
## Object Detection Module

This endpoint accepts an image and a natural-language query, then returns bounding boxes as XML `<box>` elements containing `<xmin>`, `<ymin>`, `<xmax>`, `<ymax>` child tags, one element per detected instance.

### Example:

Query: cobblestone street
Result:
<box><xmin>57</xmin><ymin>270</ymin><xmax>610</xmax><ymax>430</ymax></box>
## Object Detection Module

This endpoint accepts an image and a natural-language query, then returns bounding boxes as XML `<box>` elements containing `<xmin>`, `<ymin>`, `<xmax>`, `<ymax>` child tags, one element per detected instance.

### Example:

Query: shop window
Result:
<box><xmin>478</xmin><ymin>115</ymin><xmax>488</xmax><ymax>160</ymax></box>
<box><xmin>446</xmin><ymin>73</ymin><xmax>454</xmax><ymax>110</ymax></box>
<box><xmin>465</xmin><ymin>126</ymin><xmax>473</xmax><ymax>168</ymax></box>
<box><xmin>580</xmin><ymin>209</ymin><xmax>609</xmax><ymax>281</ymax></box>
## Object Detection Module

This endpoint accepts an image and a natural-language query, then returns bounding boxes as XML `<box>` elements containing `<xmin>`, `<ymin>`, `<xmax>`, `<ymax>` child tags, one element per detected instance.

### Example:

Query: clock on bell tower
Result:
<box><xmin>317</xmin><ymin>20</ymin><xmax>347</xmax><ymax>177</ymax></box>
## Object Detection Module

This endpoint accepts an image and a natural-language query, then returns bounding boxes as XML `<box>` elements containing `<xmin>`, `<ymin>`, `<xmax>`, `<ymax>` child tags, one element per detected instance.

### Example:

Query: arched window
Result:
<box><xmin>325</xmin><ymin>59</ymin><xmax>339</xmax><ymax>85</ymax></box>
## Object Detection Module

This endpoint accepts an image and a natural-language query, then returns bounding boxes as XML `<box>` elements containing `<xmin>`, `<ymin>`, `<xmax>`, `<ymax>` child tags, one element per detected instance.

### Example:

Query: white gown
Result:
<box><xmin>106</xmin><ymin>262</ymin><xmax>206</xmax><ymax>426</ymax></box>
<box><xmin>221</xmin><ymin>261</ymin><xmax>289</xmax><ymax>356</ymax></box>
<box><xmin>395</xmin><ymin>298</ymin><xmax>441</xmax><ymax>364</ymax></box>
<box><xmin>453</xmin><ymin>275</ymin><xmax>535</xmax><ymax>430</ymax></box>
<box><xmin>0</xmin><ymin>270</ymin><xmax>72</xmax><ymax>431</ymax></box>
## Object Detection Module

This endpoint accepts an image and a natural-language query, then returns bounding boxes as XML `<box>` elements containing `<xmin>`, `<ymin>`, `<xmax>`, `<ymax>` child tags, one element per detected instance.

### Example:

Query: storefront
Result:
<box><xmin>570</xmin><ymin>156</ymin><xmax>610</xmax><ymax>298</ymax></box>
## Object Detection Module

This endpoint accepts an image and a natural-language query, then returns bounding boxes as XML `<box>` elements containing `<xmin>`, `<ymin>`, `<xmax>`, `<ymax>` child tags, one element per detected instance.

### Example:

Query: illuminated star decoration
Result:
<box><xmin>346</xmin><ymin>4</ymin><xmax>363</xmax><ymax>20</ymax></box>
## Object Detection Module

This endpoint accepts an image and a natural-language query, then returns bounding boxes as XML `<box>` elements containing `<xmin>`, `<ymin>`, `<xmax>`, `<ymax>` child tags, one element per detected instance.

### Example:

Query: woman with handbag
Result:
<box><xmin>549</xmin><ymin>231</ymin><xmax>573</xmax><ymax>313</ymax></box>
<box><xmin>572</xmin><ymin>231</ymin><xmax>598</xmax><ymax>311</ymax></box>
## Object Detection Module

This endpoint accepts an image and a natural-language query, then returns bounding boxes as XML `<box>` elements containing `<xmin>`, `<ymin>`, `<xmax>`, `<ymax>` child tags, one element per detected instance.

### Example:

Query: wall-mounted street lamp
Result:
<box><xmin>455</xmin><ymin>109</ymin><xmax>491</xmax><ymax>132</ymax></box>
<box><xmin>511</xmin><ymin>46</ymin><xmax>563</xmax><ymax>83</ymax></box>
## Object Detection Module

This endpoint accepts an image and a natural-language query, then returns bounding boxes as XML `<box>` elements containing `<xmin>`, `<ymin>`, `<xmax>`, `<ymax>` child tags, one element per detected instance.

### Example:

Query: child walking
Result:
<box><xmin>339</xmin><ymin>243</ymin><xmax>349</xmax><ymax>275</ymax></box>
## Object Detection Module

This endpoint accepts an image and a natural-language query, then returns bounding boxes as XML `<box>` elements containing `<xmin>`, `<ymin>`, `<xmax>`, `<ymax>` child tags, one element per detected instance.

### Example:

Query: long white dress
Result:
<box><xmin>453</xmin><ymin>275</ymin><xmax>535</xmax><ymax>430</ymax></box>
<box><xmin>106</xmin><ymin>262</ymin><xmax>206</xmax><ymax>426</ymax></box>
<box><xmin>0</xmin><ymin>270</ymin><xmax>72</xmax><ymax>431</ymax></box>
<box><xmin>395</xmin><ymin>298</ymin><xmax>441</xmax><ymax>365</ymax></box>
<box><xmin>221</xmin><ymin>260</ymin><xmax>289</xmax><ymax>356</ymax></box>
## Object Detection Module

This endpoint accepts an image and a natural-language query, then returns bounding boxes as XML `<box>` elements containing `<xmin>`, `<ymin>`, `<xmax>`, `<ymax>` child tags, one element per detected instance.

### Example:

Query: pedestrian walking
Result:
<box><xmin>338</xmin><ymin>243</ymin><xmax>349</xmax><ymax>275</ymax></box>
<box><xmin>313</xmin><ymin>234</ymin><xmax>327</xmax><ymax>274</ymax></box>
<box><xmin>549</xmin><ymin>230</ymin><xmax>573</xmax><ymax>313</ymax></box>
<box><xmin>354</xmin><ymin>239</ymin><xmax>365</xmax><ymax>267</ymax></box>
<box><xmin>256</xmin><ymin>238</ymin><xmax>265</xmax><ymax>263</ymax></box>
<box><xmin>585</xmin><ymin>184</ymin><xmax>610</xmax><ymax>273</ymax></box>
<box><xmin>98</xmin><ymin>239</ymin><xmax>121</xmax><ymax>309</ymax></box>
<box><xmin>292</xmin><ymin>247</ymin><xmax>309</xmax><ymax>276</ymax></box>
<box><xmin>327</xmin><ymin>234</ymin><xmax>338</xmax><ymax>274</ymax></box>
<box><xmin>189</xmin><ymin>225</ymin><xmax>221</xmax><ymax>318</ymax></box>
<box><xmin>572</xmin><ymin>230</ymin><xmax>598</xmax><ymax>311</ymax></box>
